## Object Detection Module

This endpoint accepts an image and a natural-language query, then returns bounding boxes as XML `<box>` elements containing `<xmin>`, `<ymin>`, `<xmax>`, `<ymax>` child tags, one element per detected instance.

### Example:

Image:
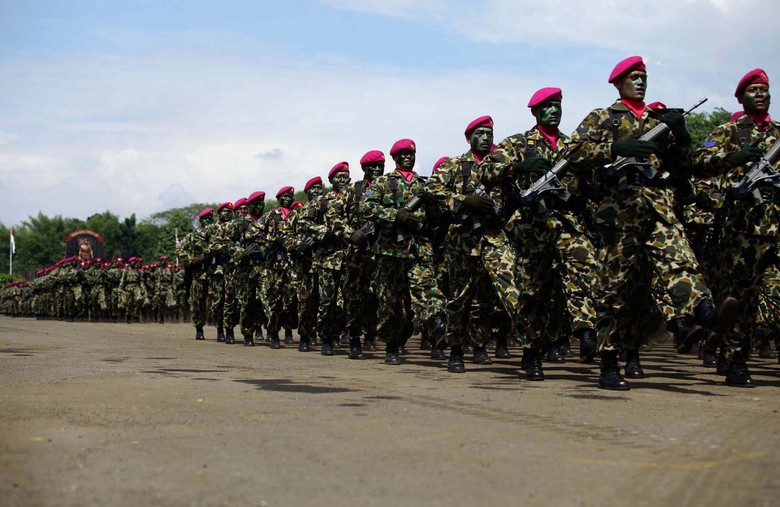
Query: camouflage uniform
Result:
<box><xmin>233</xmin><ymin>216</ymin><xmax>268</xmax><ymax>343</ymax></box>
<box><xmin>692</xmin><ymin>114</ymin><xmax>780</xmax><ymax>362</ymax></box>
<box><xmin>360</xmin><ymin>168</ymin><xmax>446</xmax><ymax>353</ymax></box>
<box><xmin>263</xmin><ymin>206</ymin><xmax>296</xmax><ymax>342</ymax></box>
<box><xmin>179</xmin><ymin>227</ymin><xmax>211</xmax><ymax>336</ymax></box>
<box><xmin>119</xmin><ymin>261</ymin><xmax>145</xmax><ymax>323</ymax></box>
<box><xmin>343</xmin><ymin>178</ymin><xmax>379</xmax><ymax>349</ymax></box>
<box><xmin>567</xmin><ymin>100</ymin><xmax>712</xmax><ymax>351</ymax></box>
<box><xmin>426</xmin><ymin>150</ymin><xmax>521</xmax><ymax>351</ymax></box>
<box><xmin>483</xmin><ymin>128</ymin><xmax>603</xmax><ymax>356</ymax></box>
<box><xmin>284</xmin><ymin>201</ymin><xmax>319</xmax><ymax>349</ymax></box>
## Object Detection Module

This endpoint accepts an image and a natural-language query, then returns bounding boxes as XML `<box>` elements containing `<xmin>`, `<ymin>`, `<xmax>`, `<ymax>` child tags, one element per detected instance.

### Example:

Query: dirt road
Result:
<box><xmin>1</xmin><ymin>316</ymin><xmax>778</xmax><ymax>507</ymax></box>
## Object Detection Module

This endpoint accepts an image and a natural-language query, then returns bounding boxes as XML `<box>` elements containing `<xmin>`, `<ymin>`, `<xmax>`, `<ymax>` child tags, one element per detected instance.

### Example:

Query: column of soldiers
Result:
<box><xmin>1</xmin><ymin>255</ymin><xmax>187</xmax><ymax>323</ymax></box>
<box><xmin>5</xmin><ymin>57</ymin><xmax>780</xmax><ymax>391</ymax></box>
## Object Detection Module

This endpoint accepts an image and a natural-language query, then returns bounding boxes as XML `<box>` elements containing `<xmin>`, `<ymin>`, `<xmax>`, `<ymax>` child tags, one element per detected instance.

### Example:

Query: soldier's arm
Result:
<box><xmin>360</xmin><ymin>178</ymin><xmax>398</xmax><ymax>228</ymax></box>
<box><xmin>424</xmin><ymin>158</ymin><xmax>461</xmax><ymax>215</ymax></box>
<box><xmin>566</xmin><ymin>109</ymin><xmax>614</xmax><ymax>169</ymax></box>
<box><xmin>479</xmin><ymin>134</ymin><xmax>526</xmax><ymax>185</ymax></box>
<box><xmin>691</xmin><ymin>123</ymin><xmax>739</xmax><ymax>178</ymax></box>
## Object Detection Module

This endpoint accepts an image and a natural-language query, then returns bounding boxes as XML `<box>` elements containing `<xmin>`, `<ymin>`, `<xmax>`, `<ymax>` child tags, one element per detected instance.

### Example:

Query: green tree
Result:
<box><xmin>687</xmin><ymin>107</ymin><xmax>733</xmax><ymax>147</ymax></box>
<box><xmin>85</xmin><ymin>211</ymin><xmax>122</xmax><ymax>260</ymax></box>
<box><xmin>12</xmin><ymin>213</ymin><xmax>85</xmax><ymax>275</ymax></box>
<box><xmin>158</xmin><ymin>211</ymin><xmax>194</xmax><ymax>261</ymax></box>
<box><xmin>146</xmin><ymin>203</ymin><xmax>219</xmax><ymax>229</ymax></box>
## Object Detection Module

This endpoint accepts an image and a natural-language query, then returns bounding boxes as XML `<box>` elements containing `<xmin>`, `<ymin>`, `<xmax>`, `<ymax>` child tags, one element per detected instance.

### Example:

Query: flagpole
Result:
<box><xmin>9</xmin><ymin>229</ymin><xmax>13</xmax><ymax>275</ymax></box>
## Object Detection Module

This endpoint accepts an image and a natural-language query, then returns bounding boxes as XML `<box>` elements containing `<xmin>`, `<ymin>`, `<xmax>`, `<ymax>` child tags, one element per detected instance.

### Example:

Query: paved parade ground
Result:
<box><xmin>1</xmin><ymin>316</ymin><xmax>779</xmax><ymax>507</ymax></box>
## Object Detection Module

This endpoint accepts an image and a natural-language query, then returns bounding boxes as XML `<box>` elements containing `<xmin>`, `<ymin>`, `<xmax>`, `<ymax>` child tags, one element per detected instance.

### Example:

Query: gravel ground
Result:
<box><xmin>1</xmin><ymin>316</ymin><xmax>779</xmax><ymax>507</ymax></box>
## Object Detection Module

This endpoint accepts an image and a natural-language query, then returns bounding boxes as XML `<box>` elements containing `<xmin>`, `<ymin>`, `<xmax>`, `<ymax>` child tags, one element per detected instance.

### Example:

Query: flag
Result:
<box><xmin>9</xmin><ymin>228</ymin><xmax>15</xmax><ymax>255</ymax></box>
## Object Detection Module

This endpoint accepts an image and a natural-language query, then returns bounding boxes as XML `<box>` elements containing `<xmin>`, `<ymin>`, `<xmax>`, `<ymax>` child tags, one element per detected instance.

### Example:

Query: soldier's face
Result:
<box><xmin>305</xmin><ymin>184</ymin><xmax>322</xmax><ymax>201</ymax></box>
<box><xmin>330</xmin><ymin>171</ymin><xmax>351</xmax><ymax>191</ymax></box>
<box><xmin>279</xmin><ymin>193</ymin><xmax>294</xmax><ymax>207</ymax></box>
<box><xmin>200</xmin><ymin>216</ymin><xmax>213</xmax><ymax>227</ymax></box>
<box><xmin>235</xmin><ymin>204</ymin><xmax>249</xmax><ymax>217</ymax></box>
<box><xmin>742</xmin><ymin>83</ymin><xmax>770</xmax><ymax>115</ymax></box>
<box><xmin>616</xmin><ymin>70</ymin><xmax>647</xmax><ymax>101</ymax></box>
<box><xmin>362</xmin><ymin>162</ymin><xmax>384</xmax><ymax>180</ymax></box>
<box><xmin>535</xmin><ymin>101</ymin><xmax>562</xmax><ymax>128</ymax></box>
<box><xmin>219</xmin><ymin>208</ymin><xmax>233</xmax><ymax>222</ymax></box>
<box><xmin>469</xmin><ymin>127</ymin><xmax>494</xmax><ymax>155</ymax></box>
<box><xmin>394</xmin><ymin>150</ymin><xmax>415</xmax><ymax>171</ymax></box>
<box><xmin>249</xmin><ymin>200</ymin><xmax>265</xmax><ymax>217</ymax></box>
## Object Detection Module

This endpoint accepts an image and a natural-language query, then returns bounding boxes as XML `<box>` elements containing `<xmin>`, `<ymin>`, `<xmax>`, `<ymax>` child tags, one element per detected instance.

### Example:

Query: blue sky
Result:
<box><xmin>1</xmin><ymin>0</ymin><xmax>779</xmax><ymax>226</ymax></box>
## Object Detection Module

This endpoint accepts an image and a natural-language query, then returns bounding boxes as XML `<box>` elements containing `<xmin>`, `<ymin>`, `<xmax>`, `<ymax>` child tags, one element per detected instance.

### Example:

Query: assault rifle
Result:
<box><xmin>601</xmin><ymin>97</ymin><xmax>708</xmax><ymax>184</ymax></box>
<box><xmin>520</xmin><ymin>159</ymin><xmax>572</xmax><ymax>213</ymax></box>
<box><xmin>455</xmin><ymin>183</ymin><xmax>502</xmax><ymax>232</ymax></box>
<box><xmin>390</xmin><ymin>194</ymin><xmax>426</xmax><ymax>242</ymax></box>
<box><xmin>731</xmin><ymin>138</ymin><xmax>780</xmax><ymax>202</ymax></box>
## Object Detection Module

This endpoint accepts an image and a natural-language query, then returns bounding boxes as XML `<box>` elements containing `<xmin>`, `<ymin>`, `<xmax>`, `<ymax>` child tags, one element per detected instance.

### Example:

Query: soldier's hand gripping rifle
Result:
<box><xmin>731</xmin><ymin>138</ymin><xmax>780</xmax><ymax>203</ymax></box>
<box><xmin>456</xmin><ymin>183</ymin><xmax>502</xmax><ymax>231</ymax></box>
<box><xmin>602</xmin><ymin>97</ymin><xmax>708</xmax><ymax>183</ymax></box>
<box><xmin>392</xmin><ymin>194</ymin><xmax>426</xmax><ymax>242</ymax></box>
<box><xmin>520</xmin><ymin>158</ymin><xmax>572</xmax><ymax>213</ymax></box>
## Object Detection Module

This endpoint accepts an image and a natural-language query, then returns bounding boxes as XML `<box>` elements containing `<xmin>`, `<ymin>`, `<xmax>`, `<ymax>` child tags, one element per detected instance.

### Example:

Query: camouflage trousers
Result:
<box><xmin>297</xmin><ymin>262</ymin><xmax>319</xmax><ymax>341</ymax></box>
<box><xmin>445</xmin><ymin>234</ymin><xmax>520</xmax><ymax>347</ymax></box>
<box><xmin>123</xmin><ymin>284</ymin><xmax>145</xmax><ymax>321</ymax></box>
<box><xmin>596</xmin><ymin>220</ymin><xmax>711</xmax><ymax>351</ymax></box>
<box><xmin>707</xmin><ymin>230</ymin><xmax>778</xmax><ymax>361</ymax></box>
<box><xmin>510</xmin><ymin>216</ymin><xmax>601</xmax><ymax>346</ymax></box>
<box><xmin>89</xmin><ymin>286</ymin><xmax>108</xmax><ymax>321</ymax></box>
<box><xmin>189</xmin><ymin>276</ymin><xmax>209</xmax><ymax>328</ymax></box>
<box><xmin>262</xmin><ymin>268</ymin><xmax>296</xmax><ymax>333</ymax></box>
<box><xmin>317</xmin><ymin>266</ymin><xmax>345</xmax><ymax>341</ymax></box>
<box><xmin>374</xmin><ymin>255</ymin><xmax>445</xmax><ymax>344</ymax></box>
<box><xmin>152</xmin><ymin>286</ymin><xmax>177</xmax><ymax>321</ymax></box>
<box><xmin>343</xmin><ymin>249</ymin><xmax>378</xmax><ymax>340</ymax></box>
<box><xmin>237</xmin><ymin>268</ymin><xmax>265</xmax><ymax>337</ymax></box>
<box><xmin>208</xmin><ymin>272</ymin><xmax>226</xmax><ymax>329</ymax></box>
<box><xmin>756</xmin><ymin>262</ymin><xmax>780</xmax><ymax>336</ymax></box>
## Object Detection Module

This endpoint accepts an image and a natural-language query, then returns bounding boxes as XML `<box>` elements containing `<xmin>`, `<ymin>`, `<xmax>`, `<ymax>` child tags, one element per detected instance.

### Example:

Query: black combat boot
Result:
<box><xmin>575</xmin><ymin>328</ymin><xmax>597</xmax><ymax>363</ymax></box>
<box><xmin>428</xmin><ymin>314</ymin><xmax>447</xmax><ymax>359</ymax></box>
<box><xmin>523</xmin><ymin>347</ymin><xmax>544</xmax><ymax>381</ymax></box>
<box><xmin>195</xmin><ymin>326</ymin><xmax>205</xmax><ymax>341</ymax></box>
<box><xmin>624</xmin><ymin>349</ymin><xmax>645</xmax><ymax>378</ymax></box>
<box><xmin>298</xmin><ymin>335</ymin><xmax>310</xmax><ymax>352</ymax></box>
<box><xmin>284</xmin><ymin>328</ymin><xmax>294</xmax><ymax>345</ymax></box>
<box><xmin>700</xmin><ymin>347</ymin><xmax>718</xmax><ymax>367</ymax></box>
<box><xmin>217</xmin><ymin>326</ymin><xmax>225</xmax><ymax>343</ymax></box>
<box><xmin>384</xmin><ymin>342</ymin><xmax>401</xmax><ymax>365</ymax></box>
<box><xmin>598</xmin><ymin>351</ymin><xmax>630</xmax><ymax>390</ymax></box>
<box><xmin>473</xmin><ymin>345</ymin><xmax>493</xmax><ymax>365</ymax></box>
<box><xmin>255</xmin><ymin>328</ymin><xmax>264</xmax><ymax>341</ymax></box>
<box><xmin>692</xmin><ymin>297</ymin><xmax>739</xmax><ymax>350</ymax></box>
<box><xmin>363</xmin><ymin>333</ymin><xmax>377</xmax><ymax>351</ymax></box>
<box><xmin>225</xmin><ymin>328</ymin><xmax>235</xmax><ymax>344</ymax></box>
<box><xmin>243</xmin><ymin>332</ymin><xmax>254</xmax><ymax>346</ymax></box>
<box><xmin>447</xmin><ymin>345</ymin><xmax>465</xmax><ymax>373</ymax></box>
<box><xmin>545</xmin><ymin>341</ymin><xmax>566</xmax><ymax>363</ymax></box>
<box><xmin>348</xmin><ymin>337</ymin><xmax>365</xmax><ymax>360</ymax></box>
<box><xmin>419</xmin><ymin>328</ymin><xmax>432</xmax><ymax>350</ymax></box>
<box><xmin>321</xmin><ymin>338</ymin><xmax>334</xmax><ymax>356</ymax></box>
<box><xmin>268</xmin><ymin>331</ymin><xmax>282</xmax><ymax>349</ymax></box>
<box><xmin>494</xmin><ymin>336</ymin><xmax>511</xmax><ymax>359</ymax></box>
<box><xmin>716</xmin><ymin>350</ymin><xmax>730</xmax><ymax>375</ymax></box>
<box><xmin>726</xmin><ymin>356</ymin><xmax>755</xmax><ymax>388</ymax></box>
<box><xmin>667</xmin><ymin>317</ymin><xmax>703</xmax><ymax>354</ymax></box>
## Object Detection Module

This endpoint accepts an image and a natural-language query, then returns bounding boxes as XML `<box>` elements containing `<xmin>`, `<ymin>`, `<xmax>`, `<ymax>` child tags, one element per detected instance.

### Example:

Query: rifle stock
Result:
<box><xmin>731</xmin><ymin>138</ymin><xmax>780</xmax><ymax>201</ymax></box>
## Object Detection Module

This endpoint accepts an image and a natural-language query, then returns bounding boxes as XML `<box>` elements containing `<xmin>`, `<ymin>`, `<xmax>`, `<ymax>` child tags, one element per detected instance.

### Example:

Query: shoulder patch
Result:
<box><xmin>703</xmin><ymin>140</ymin><xmax>718</xmax><ymax>148</ymax></box>
<box><xmin>576</xmin><ymin>125</ymin><xmax>589</xmax><ymax>133</ymax></box>
<box><xmin>364</xmin><ymin>190</ymin><xmax>375</xmax><ymax>196</ymax></box>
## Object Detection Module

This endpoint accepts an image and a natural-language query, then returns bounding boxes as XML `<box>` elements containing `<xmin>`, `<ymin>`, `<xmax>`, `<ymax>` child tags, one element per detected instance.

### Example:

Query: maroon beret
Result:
<box><xmin>233</xmin><ymin>197</ymin><xmax>248</xmax><ymax>209</ymax></box>
<box><xmin>291</xmin><ymin>200</ymin><xmax>304</xmax><ymax>210</ymax></box>
<box><xmin>360</xmin><ymin>150</ymin><xmax>385</xmax><ymax>165</ymax></box>
<box><xmin>608</xmin><ymin>56</ymin><xmax>646</xmax><ymax>83</ymax></box>
<box><xmin>432</xmin><ymin>156</ymin><xmax>450</xmax><ymax>173</ymax></box>
<box><xmin>217</xmin><ymin>201</ymin><xmax>233</xmax><ymax>212</ymax></box>
<box><xmin>527</xmin><ymin>87</ymin><xmax>562</xmax><ymax>108</ymax></box>
<box><xmin>735</xmin><ymin>68</ymin><xmax>769</xmax><ymax>100</ymax></box>
<box><xmin>276</xmin><ymin>186</ymin><xmax>294</xmax><ymax>198</ymax></box>
<box><xmin>248</xmin><ymin>190</ymin><xmax>265</xmax><ymax>203</ymax></box>
<box><xmin>328</xmin><ymin>161</ymin><xmax>349</xmax><ymax>179</ymax></box>
<box><xmin>198</xmin><ymin>208</ymin><xmax>213</xmax><ymax>219</ymax></box>
<box><xmin>464</xmin><ymin>115</ymin><xmax>494</xmax><ymax>139</ymax></box>
<box><xmin>304</xmin><ymin>176</ymin><xmax>322</xmax><ymax>192</ymax></box>
<box><xmin>390</xmin><ymin>138</ymin><xmax>416</xmax><ymax>156</ymax></box>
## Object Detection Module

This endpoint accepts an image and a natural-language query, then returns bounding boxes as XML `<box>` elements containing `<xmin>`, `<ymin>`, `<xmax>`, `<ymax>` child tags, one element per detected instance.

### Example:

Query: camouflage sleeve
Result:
<box><xmin>424</xmin><ymin>158</ymin><xmax>462</xmax><ymax>215</ymax></box>
<box><xmin>480</xmin><ymin>133</ymin><xmax>526</xmax><ymax>185</ymax></box>
<box><xmin>692</xmin><ymin>122</ymin><xmax>739</xmax><ymax>178</ymax></box>
<box><xmin>326</xmin><ymin>189</ymin><xmax>356</xmax><ymax>240</ymax></box>
<box><xmin>360</xmin><ymin>177</ymin><xmax>398</xmax><ymax>228</ymax></box>
<box><xmin>566</xmin><ymin>109</ymin><xmax>613</xmax><ymax>169</ymax></box>
<box><xmin>297</xmin><ymin>198</ymin><xmax>328</xmax><ymax>241</ymax></box>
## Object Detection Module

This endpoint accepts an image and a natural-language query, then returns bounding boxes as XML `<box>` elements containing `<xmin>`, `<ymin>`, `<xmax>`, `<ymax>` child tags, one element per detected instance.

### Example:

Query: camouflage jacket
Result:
<box><xmin>284</xmin><ymin>201</ymin><xmax>317</xmax><ymax>270</ymax></box>
<box><xmin>426</xmin><ymin>150</ymin><xmax>509</xmax><ymax>256</ymax></box>
<box><xmin>692</xmin><ymin>115</ymin><xmax>780</xmax><ymax>237</ymax></box>
<box><xmin>320</xmin><ymin>186</ymin><xmax>358</xmax><ymax>270</ymax></box>
<box><xmin>566</xmin><ymin>100</ymin><xmax>691</xmax><ymax>231</ymax></box>
<box><xmin>264</xmin><ymin>207</ymin><xmax>291</xmax><ymax>270</ymax></box>
<box><xmin>232</xmin><ymin>216</ymin><xmax>268</xmax><ymax>276</ymax></box>
<box><xmin>360</xmin><ymin>169</ymin><xmax>433</xmax><ymax>261</ymax></box>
